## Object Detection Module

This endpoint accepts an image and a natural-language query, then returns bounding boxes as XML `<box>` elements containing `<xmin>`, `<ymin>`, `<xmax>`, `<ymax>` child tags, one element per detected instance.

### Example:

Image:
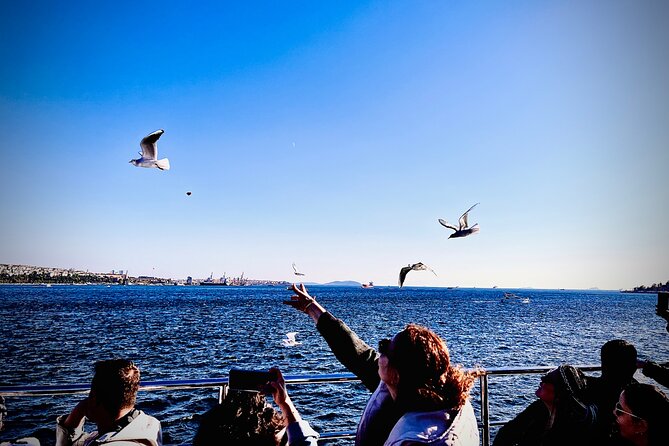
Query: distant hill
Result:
<box><xmin>322</xmin><ymin>280</ymin><xmax>362</xmax><ymax>287</ymax></box>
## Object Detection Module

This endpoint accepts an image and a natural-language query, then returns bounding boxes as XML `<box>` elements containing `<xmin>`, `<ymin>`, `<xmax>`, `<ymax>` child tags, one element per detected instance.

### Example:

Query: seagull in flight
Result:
<box><xmin>399</xmin><ymin>262</ymin><xmax>437</xmax><ymax>288</ymax></box>
<box><xmin>439</xmin><ymin>203</ymin><xmax>480</xmax><ymax>239</ymax></box>
<box><xmin>129</xmin><ymin>129</ymin><xmax>171</xmax><ymax>170</ymax></box>
<box><xmin>292</xmin><ymin>263</ymin><xmax>305</xmax><ymax>276</ymax></box>
<box><xmin>282</xmin><ymin>332</ymin><xmax>301</xmax><ymax>347</ymax></box>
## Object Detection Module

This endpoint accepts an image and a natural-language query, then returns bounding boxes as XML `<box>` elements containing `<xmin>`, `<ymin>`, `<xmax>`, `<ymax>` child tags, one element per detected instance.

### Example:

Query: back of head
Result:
<box><xmin>600</xmin><ymin>340</ymin><xmax>637</xmax><ymax>382</ymax></box>
<box><xmin>392</xmin><ymin>324</ymin><xmax>475</xmax><ymax>412</ymax></box>
<box><xmin>624</xmin><ymin>383</ymin><xmax>669</xmax><ymax>446</ymax></box>
<box><xmin>91</xmin><ymin>359</ymin><xmax>140</xmax><ymax>415</ymax></box>
<box><xmin>194</xmin><ymin>390</ymin><xmax>285</xmax><ymax>446</ymax></box>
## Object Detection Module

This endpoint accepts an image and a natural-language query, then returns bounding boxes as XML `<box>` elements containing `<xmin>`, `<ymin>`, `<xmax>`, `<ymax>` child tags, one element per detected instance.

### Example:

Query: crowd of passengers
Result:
<box><xmin>1</xmin><ymin>285</ymin><xmax>668</xmax><ymax>446</ymax></box>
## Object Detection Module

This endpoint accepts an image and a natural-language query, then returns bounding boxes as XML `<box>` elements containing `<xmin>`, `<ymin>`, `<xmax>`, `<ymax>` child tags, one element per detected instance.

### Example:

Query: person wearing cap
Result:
<box><xmin>492</xmin><ymin>365</ymin><xmax>596</xmax><ymax>446</ymax></box>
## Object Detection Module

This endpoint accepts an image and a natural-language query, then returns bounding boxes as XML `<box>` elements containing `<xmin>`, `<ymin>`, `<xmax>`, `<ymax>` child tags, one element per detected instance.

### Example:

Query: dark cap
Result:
<box><xmin>543</xmin><ymin>365</ymin><xmax>587</xmax><ymax>400</ymax></box>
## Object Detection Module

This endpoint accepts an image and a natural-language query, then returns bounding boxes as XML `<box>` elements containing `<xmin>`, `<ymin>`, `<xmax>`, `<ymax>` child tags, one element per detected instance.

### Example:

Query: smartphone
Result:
<box><xmin>658</xmin><ymin>292</ymin><xmax>669</xmax><ymax>313</ymax></box>
<box><xmin>228</xmin><ymin>369</ymin><xmax>271</xmax><ymax>392</ymax></box>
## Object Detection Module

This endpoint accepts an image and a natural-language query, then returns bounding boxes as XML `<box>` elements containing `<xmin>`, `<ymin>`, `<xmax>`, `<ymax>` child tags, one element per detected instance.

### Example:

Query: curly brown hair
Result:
<box><xmin>390</xmin><ymin>324</ymin><xmax>477</xmax><ymax>412</ymax></box>
<box><xmin>194</xmin><ymin>390</ymin><xmax>286</xmax><ymax>446</ymax></box>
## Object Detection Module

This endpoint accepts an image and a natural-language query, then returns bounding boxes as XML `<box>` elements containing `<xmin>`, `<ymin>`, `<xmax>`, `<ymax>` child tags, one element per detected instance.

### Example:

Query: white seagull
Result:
<box><xmin>439</xmin><ymin>203</ymin><xmax>480</xmax><ymax>239</ymax></box>
<box><xmin>399</xmin><ymin>262</ymin><xmax>437</xmax><ymax>288</ymax></box>
<box><xmin>292</xmin><ymin>263</ymin><xmax>305</xmax><ymax>276</ymax></box>
<box><xmin>282</xmin><ymin>332</ymin><xmax>301</xmax><ymax>347</ymax></box>
<box><xmin>129</xmin><ymin>129</ymin><xmax>171</xmax><ymax>170</ymax></box>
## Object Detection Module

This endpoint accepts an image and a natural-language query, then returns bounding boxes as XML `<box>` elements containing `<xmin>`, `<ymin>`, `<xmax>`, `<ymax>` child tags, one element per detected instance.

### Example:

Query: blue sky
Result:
<box><xmin>1</xmin><ymin>1</ymin><xmax>667</xmax><ymax>289</ymax></box>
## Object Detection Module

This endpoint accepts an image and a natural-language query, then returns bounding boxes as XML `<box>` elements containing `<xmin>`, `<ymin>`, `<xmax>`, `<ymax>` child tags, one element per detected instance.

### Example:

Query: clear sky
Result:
<box><xmin>1</xmin><ymin>1</ymin><xmax>668</xmax><ymax>289</ymax></box>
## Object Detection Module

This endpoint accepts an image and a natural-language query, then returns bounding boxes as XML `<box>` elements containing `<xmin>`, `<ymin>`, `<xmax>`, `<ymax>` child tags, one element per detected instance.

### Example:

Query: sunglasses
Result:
<box><xmin>378</xmin><ymin>338</ymin><xmax>392</xmax><ymax>357</ymax></box>
<box><xmin>615</xmin><ymin>402</ymin><xmax>643</xmax><ymax>420</ymax></box>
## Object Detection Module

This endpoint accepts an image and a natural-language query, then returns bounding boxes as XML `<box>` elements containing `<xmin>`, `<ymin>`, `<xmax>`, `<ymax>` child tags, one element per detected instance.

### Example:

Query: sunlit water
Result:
<box><xmin>1</xmin><ymin>285</ymin><xmax>667</xmax><ymax>445</ymax></box>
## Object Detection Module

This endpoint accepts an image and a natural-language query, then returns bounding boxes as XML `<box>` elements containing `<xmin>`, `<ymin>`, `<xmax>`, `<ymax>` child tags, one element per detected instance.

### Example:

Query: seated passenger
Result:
<box><xmin>55</xmin><ymin>359</ymin><xmax>162</xmax><ymax>446</ymax></box>
<box><xmin>0</xmin><ymin>395</ymin><xmax>40</xmax><ymax>446</ymax></box>
<box><xmin>285</xmin><ymin>284</ymin><xmax>479</xmax><ymax>446</ymax></box>
<box><xmin>193</xmin><ymin>367</ymin><xmax>318</xmax><ymax>446</ymax></box>
<box><xmin>614</xmin><ymin>383</ymin><xmax>669</xmax><ymax>446</ymax></box>
<box><xmin>492</xmin><ymin>365</ymin><xmax>595</xmax><ymax>446</ymax></box>
<box><xmin>587</xmin><ymin>339</ymin><xmax>639</xmax><ymax>445</ymax></box>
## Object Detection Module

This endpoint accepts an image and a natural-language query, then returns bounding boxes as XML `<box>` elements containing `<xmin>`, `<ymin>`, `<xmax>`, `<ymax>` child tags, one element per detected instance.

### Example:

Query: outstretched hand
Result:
<box><xmin>283</xmin><ymin>284</ymin><xmax>325</xmax><ymax>323</ymax></box>
<box><xmin>284</xmin><ymin>284</ymin><xmax>315</xmax><ymax>312</ymax></box>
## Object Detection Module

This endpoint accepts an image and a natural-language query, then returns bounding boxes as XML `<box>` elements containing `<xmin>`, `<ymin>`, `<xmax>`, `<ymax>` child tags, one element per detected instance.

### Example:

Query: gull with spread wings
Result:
<box><xmin>129</xmin><ymin>129</ymin><xmax>171</xmax><ymax>170</ymax></box>
<box><xmin>292</xmin><ymin>263</ymin><xmax>305</xmax><ymax>276</ymax></box>
<box><xmin>399</xmin><ymin>262</ymin><xmax>437</xmax><ymax>288</ymax></box>
<box><xmin>438</xmin><ymin>203</ymin><xmax>480</xmax><ymax>239</ymax></box>
<box><xmin>282</xmin><ymin>332</ymin><xmax>301</xmax><ymax>347</ymax></box>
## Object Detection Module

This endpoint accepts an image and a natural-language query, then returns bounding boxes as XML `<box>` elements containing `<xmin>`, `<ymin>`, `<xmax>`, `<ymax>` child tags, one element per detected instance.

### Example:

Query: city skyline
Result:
<box><xmin>1</xmin><ymin>1</ymin><xmax>668</xmax><ymax>289</ymax></box>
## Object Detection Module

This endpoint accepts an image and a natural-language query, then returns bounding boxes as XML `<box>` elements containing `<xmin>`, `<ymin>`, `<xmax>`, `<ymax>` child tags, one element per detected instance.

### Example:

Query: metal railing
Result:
<box><xmin>0</xmin><ymin>365</ymin><xmax>606</xmax><ymax>445</ymax></box>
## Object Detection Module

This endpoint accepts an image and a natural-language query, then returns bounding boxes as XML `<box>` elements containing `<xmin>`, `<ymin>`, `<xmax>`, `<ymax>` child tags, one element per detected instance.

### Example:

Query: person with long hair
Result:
<box><xmin>614</xmin><ymin>383</ymin><xmax>669</xmax><ymax>446</ymax></box>
<box><xmin>194</xmin><ymin>367</ymin><xmax>318</xmax><ymax>446</ymax></box>
<box><xmin>285</xmin><ymin>284</ymin><xmax>479</xmax><ymax>446</ymax></box>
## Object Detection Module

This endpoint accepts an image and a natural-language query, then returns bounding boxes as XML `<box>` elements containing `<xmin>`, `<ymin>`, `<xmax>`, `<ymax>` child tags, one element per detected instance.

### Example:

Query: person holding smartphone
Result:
<box><xmin>194</xmin><ymin>367</ymin><xmax>318</xmax><ymax>446</ymax></box>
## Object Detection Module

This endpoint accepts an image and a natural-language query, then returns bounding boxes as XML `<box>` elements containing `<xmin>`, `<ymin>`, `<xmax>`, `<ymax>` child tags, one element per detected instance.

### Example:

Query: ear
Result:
<box><xmin>634</xmin><ymin>418</ymin><xmax>649</xmax><ymax>436</ymax></box>
<box><xmin>386</xmin><ymin>367</ymin><xmax>400</xmax><ymax>387</ymax></box>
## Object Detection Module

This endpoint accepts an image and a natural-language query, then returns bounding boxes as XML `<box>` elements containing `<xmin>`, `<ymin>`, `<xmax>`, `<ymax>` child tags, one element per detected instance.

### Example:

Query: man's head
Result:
<box><xmin>90</xmin><ymin>359</ymin><xmax>140</xmax><ymax>416</ymax></box>
<box><xmin>601</xmin><ymin>340</ymin><xmax>637</xmax><ymax>382</ymax></box>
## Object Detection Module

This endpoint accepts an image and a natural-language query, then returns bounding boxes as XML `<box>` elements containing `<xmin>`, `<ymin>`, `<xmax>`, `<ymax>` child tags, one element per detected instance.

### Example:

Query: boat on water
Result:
<box><xmin>501</xmin><ymin>292</ymin><xmax>530</xmax><ymax>304</ymax></box>
<box><xmin>361</xmin><ymin>281</ymin><xmax>374</xmax><ymax>288</ymax></box>
<box><xmin>200</xmin><ymin>281</ymin><xmax>228</xmax><ymax>286</ymax></box>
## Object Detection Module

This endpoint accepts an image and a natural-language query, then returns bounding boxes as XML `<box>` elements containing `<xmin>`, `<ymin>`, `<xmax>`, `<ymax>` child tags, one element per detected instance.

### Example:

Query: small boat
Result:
<box><xmin>361</xmin><ymin>282</ymin><xmax>374</xmax><ymax>289</ymax></box>
<box><xmin>501</xmin><ymin>292</ymin><xmax>530</xmax><ymax>304</ymax></box>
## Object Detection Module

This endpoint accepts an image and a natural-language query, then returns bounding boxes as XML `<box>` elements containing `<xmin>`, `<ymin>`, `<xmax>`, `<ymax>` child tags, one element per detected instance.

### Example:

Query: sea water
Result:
<box><xmin>1</xmin><ymin>285</ymin><xmax>667</xmax><ymax>445</ymax></box>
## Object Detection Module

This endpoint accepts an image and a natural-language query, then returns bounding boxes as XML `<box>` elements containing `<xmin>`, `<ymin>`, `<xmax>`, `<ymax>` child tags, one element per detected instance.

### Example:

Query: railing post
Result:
<box><xmin>480</xmin><ymin>373</ymin><xmax>490</xmax><ymax>446</ymax></box>
<box><xmin>218</xmin><ymin>384</ymin><xmax>228</xmax><ymax>403</ymax></box>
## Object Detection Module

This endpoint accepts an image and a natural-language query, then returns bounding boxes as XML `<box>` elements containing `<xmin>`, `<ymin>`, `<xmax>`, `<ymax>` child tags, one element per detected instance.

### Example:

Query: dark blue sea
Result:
<box><xmin>1</xmin><ymin>285</ymin><xmax>667</xmax><ymax>445</ymax></box>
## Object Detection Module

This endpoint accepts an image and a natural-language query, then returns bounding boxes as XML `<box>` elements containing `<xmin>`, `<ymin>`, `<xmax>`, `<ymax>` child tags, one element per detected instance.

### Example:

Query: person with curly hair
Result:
<box><xmin>193</xmin><ymin>368</ymin><xmax>318</xmax><ymax>446</ymax></box>
<box><xmin>285</xmin><ymin>284</ymin><xmax>479</xmax><ymax>446</ymax></box>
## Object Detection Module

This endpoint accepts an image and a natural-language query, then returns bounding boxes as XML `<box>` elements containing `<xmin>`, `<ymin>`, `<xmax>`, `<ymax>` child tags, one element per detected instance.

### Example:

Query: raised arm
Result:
<box><xmin>265</xmin><ymin>367</ymin><xmax>319</xmax><ymax>446</ymax></box>
<box><xmin>284</xmin><ymin>284</ymin><xmax>381</xmax><ymax>391</ymax></box>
